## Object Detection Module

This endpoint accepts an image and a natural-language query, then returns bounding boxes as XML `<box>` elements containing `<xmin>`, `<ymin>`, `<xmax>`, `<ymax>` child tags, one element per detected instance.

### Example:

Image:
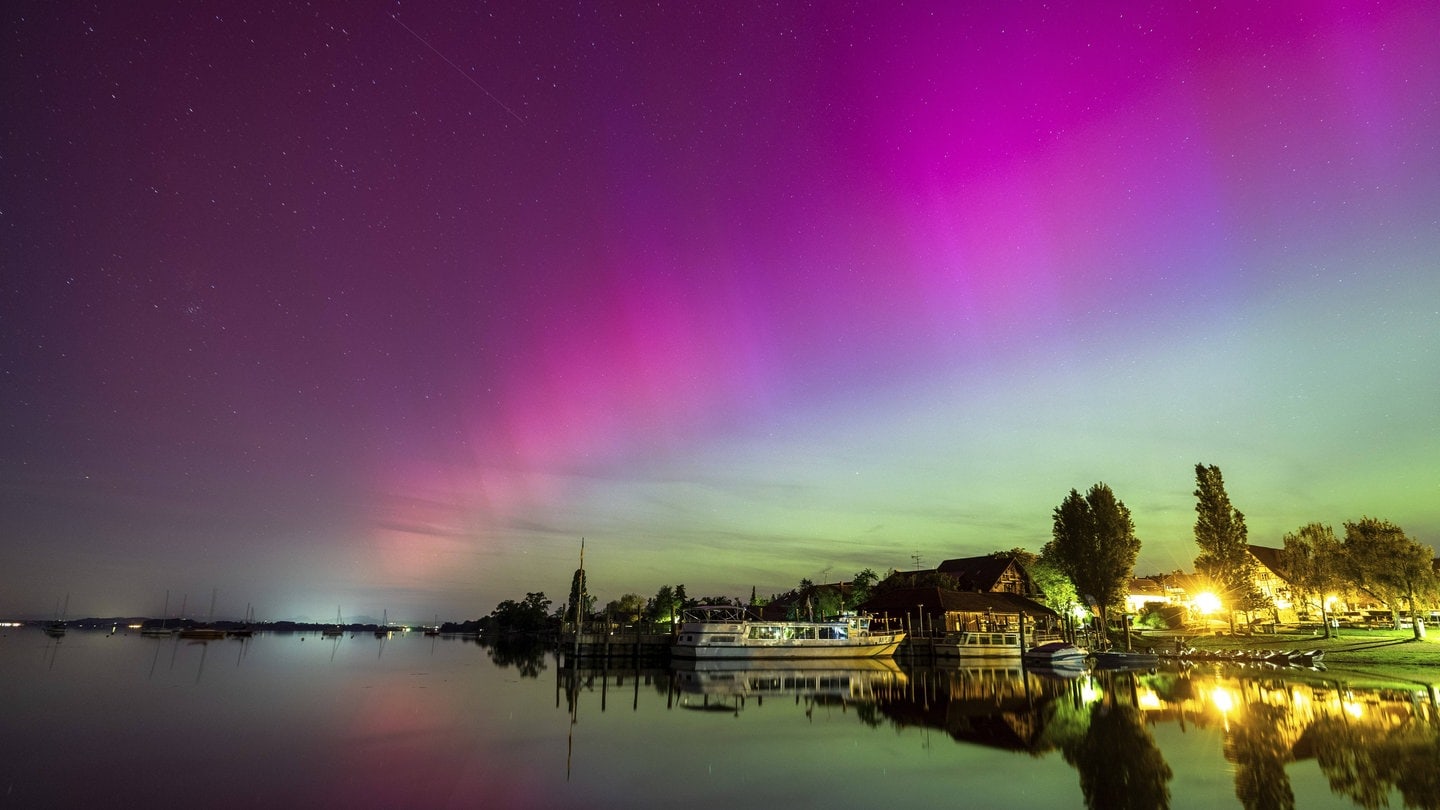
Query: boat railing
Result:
<box><xmin>679</xmin><ymin>606</ymin><xmax>902</xmax><ymax>634</ymax></box>
<box><xmin>680</xmin><ymin>605</ymin><xmax>757</xmax><ymax>624</ymax></box>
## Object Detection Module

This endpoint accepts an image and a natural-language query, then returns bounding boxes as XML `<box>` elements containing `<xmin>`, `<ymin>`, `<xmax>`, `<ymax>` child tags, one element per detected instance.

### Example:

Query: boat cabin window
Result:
<box><xmin>963</xmin><ymin>633</ymin><xmax>1018</xmax><ymax>646</ymax></box>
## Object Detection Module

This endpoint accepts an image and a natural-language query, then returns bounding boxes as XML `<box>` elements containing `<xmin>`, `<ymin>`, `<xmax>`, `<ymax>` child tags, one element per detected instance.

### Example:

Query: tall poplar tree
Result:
<box><xmin>1192</xmin><ymin>463</ymin><xmax>1268</xmax><ymax>627</ymax></box>
<box><xmin>566</xmin><ymin>568</ymin><xmax>590</xmax><ymax>627</ymax></box>
<box><xmin>1043</xmin><ymin>482</ymin><xmax>1141</xmax><ymax>644</ymax></box>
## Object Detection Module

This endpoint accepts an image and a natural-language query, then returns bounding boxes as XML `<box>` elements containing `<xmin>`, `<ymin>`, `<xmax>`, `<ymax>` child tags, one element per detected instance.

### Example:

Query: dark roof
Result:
<box><xmin>936</xmin><ymin>555</ymin><xmax>1020</xmax><ymax>591</ymax></box>
<box><xmin>1248</xmin><ymin>545</ymin><xmax>1288</xmax><ymax>577</ymax></box>
<box><xmin>1128</xmin><ymin>578</ymin><xmax>1166</xmax><ymax>597</ymax></box>
<box><xmin>1149</xmin><ymin>571</ymin><xmax>1213</xmax><ymax>595</ymax></box>
<box><xmin>858</xmin><ymin>587</ymin><xmax>1057</xmax><ymax>620</ymax></box>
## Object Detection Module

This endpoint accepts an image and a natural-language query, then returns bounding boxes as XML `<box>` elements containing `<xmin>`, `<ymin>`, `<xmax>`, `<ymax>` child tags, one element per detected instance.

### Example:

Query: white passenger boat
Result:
<box><xmin>671</xmin><ymin>606</ymin><xmax>905</xmax><ymax>659</ymax></box>
<box><xmin>935</xmin><ymin>629</ymin><xmax>1027</xmax><ymax>658</ymax></box>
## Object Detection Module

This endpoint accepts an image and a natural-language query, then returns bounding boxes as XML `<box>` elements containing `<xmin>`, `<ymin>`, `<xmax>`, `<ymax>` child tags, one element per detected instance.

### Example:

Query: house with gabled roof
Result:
<box><xmin>935</xmin><ymin>554</ymin><xmax>1040</xmax><ymax>596</ymax></box>
<box><xmin>1124</xmin><ymin>577</ymin><xmax>1169</xmax><ymax>614</ymax></box>
<box><xmin>857</xmin><ymin>586</ymin><xmax>1060</xmax><ymax>637</ymax></box>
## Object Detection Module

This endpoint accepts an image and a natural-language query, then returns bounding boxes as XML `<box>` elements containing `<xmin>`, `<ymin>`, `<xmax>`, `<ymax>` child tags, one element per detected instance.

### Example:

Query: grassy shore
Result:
<box><xmin>1136</xmin><ymin>626</ymin><xmax>1440</xmax><ymax>688</ymax></box>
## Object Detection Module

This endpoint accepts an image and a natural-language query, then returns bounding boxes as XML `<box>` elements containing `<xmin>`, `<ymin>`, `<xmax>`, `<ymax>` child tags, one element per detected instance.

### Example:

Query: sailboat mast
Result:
<box><xmin>572</xmin><ymin>538</ymin><xmax>585</xmax><ymax>662</ymax></box>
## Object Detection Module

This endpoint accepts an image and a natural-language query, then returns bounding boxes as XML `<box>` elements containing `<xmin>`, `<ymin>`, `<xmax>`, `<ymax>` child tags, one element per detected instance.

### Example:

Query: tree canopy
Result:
<box><xmin>603</xmin><ymin>593</ymin><xmax>647</xmax><ymax>624</ymax></box>
<box><xmin>1341</xmin><ymin>517</ymin><xmax>1436</xmax><ymax>637</ymax></box>
<box><xmin>1278</xmin><ymin>522</ymin><xmax>1345</xmax><ymax>637</ymax></box>
<box><xmin>1043</xmin><ymin>482</ymin><xmax>1141</xmax><ymax>640</ymax></box>
<box><xmin>486</xmin><ymin>592</ymin><xmax>552</xmax><ymax>634</ymax></box>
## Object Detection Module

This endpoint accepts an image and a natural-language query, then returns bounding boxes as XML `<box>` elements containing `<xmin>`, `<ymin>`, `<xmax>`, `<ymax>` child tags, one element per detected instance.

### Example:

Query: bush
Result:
<box><xmin>1135</xmin><ymin>604</ymin><xmax>1184</xmax><ymax>630</ymax></box>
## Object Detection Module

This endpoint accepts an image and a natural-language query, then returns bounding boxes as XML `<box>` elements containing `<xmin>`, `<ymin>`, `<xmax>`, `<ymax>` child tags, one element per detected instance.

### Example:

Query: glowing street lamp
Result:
<box><xmin>1194</xmin><ymin>592</ymin><xmax>1222</xmax><ymax>624</ymax></box>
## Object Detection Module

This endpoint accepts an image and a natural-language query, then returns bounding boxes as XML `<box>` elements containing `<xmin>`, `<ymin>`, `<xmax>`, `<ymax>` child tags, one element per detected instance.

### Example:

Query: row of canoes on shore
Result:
<box><xmin>1023</xmin><ymin>642</ymin><xmax>1327</xmax><ymax>673</ymax></box>
<box><xmin>1157</xmin><ymin>647</ymin><xmax>1326</xmax><ymax>666</ymax></box>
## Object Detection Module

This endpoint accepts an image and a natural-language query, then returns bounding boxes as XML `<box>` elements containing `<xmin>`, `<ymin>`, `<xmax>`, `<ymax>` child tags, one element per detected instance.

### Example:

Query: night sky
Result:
<box><xmin>4</xmin><ymin>2</ymin><xmax>1437</xmax><ymax>623</ymax></box>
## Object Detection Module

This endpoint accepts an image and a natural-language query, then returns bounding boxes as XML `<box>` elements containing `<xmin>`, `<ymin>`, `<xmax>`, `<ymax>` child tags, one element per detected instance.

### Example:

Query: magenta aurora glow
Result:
<box><xmin>2</xmin><ymin>2</ymin><xmax>1437</xmax><ymax>622</ymax></box>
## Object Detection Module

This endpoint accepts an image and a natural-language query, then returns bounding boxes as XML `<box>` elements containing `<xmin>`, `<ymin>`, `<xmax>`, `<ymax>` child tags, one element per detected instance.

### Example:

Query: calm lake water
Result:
<box><xmin>4</xmin><ymin>628</ymin><xmax>1437</xmax><ymax>809</ymax></box>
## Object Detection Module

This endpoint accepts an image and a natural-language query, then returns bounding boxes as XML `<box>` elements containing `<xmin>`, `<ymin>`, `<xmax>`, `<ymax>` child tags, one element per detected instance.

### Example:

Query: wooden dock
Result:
<box><xmin>558</xmin><ymin>630</ymin><xmax>674</xmax><ymax>666</ymax></box>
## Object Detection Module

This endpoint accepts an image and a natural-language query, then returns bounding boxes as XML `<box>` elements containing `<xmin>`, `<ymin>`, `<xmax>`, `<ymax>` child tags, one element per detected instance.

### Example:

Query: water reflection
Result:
<box><xmin>484</xmin><ymin>636</ymin><xmax>550</xmax><ymax>677</ymax></box>
<box><xmin>557</xmin><ymin>658</ymin><xmax>1440</xmax><ymax>810</ymax></box>
<box><xmin>1060</xmin><ymin>684</ymin><xmax>1173</xmax><ymax>810</ymax></box>
<box><xmin>671</xmin><ymin>658</ymin><xmax>909</xmax><ymax>718</ymax></box>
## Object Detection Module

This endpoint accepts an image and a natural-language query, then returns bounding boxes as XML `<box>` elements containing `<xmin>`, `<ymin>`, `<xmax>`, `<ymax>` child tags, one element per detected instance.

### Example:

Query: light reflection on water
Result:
<box><xmin>4</xmin><ymin>628</ymin><xmax>1437</xmax><ymax>809</ymax></box>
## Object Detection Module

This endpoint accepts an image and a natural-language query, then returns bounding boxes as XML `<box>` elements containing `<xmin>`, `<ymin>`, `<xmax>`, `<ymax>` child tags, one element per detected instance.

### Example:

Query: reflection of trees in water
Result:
<box><xmin>1229</xmin><ymin>701</ymin><xmax>1295</xmax><ymax>810</ymax></box>
<box><xmin>1061</xmin><ymin>683</ymin><xmax>1173</xmax><ymax>810</ymax></box>
<box><xmin>853</xmin><ymin>700</ymin><xmax>886</xmax><ymax>729</ymax></box>
<box><xmin>872</xmin><ymin>667</ymin><xmax>1076</xmax><ymax>755</ymax></box>
<box><xmin>1309</xmin><ymin>712</ymin><xmax>1440</xmax><ymax>810</ymax></box>
<box><xmin>481</xmin><ymin>638</ymin><xmax>548</xmax><ymax>678</ymax></box>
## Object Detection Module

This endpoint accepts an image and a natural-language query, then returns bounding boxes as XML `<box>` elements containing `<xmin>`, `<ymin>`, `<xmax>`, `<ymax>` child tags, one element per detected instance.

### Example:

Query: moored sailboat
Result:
<box><xmin>141</xmin><ymin>590</ymin><xmax>175</xmax><ymax>637</ymax></box>
<box><xmin>43</xmin><ymin>594</ymin><xmax>69</xmax><ymax>638</ymax></box>
<box><xmin>322</xmin><ymin>607</ymin><xmax>344</xmax><ymax>638</ymax></box>
<box><xmin>178</xmin><ymin>589</ymin><xmax>226</xmax><ymax>640</ymax></box>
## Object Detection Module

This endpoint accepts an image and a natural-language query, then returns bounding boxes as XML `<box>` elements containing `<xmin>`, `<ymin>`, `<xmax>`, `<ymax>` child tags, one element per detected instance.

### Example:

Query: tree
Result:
<box><xmin>646</xmin><ymin>585</ymin><xmax>676</xmax><ymax>625</ymax></box>
<box><xmin>992</xmin><ymin>547</ymin><xmax>1038</xmax><ymax>568</ymax></box>
<box><xmin>1043</xmin><ymin>483</ymin><xmax>1141</xmax><ymax>645</ymax></box>
<box><xmin>1278</xmin><ymin>523</ymin><xmax>1345</xmax><ymax>638</ymax></box>
<box><xmin>565</xmin><ymin>568</ymin><xmax>592</xmax><ymax>626</ymax></box>
<box><xmin>849</xmin><ymin>569</ymin><xmax>880</xmax><ymax>607</ymax></box>
<box><xmin>603</xmin><ymin>593</ymin><xmax>647</xmax><ymax>625</ymax></box>
<box><xmin>488</xmin><ymin>592</ymin><xmax>552</xmax><ymax>634</ymax></box>
<box><xmin>872</xmin><ymin>569</ymin><xmax>959</xmax><ymax>596</ymax></box>
<box><xmin>1192</xmin><ymin>463</ymin><xmax>1269</xmax><ymax>628</ymax></box>
<box><xmin>1341</xmin><ymin>517</ymin><xmax>1436</xmax><ymax>638</ymax></box>
<box><xmin>1029</xmin><ymin>550</ymin><xmax>1081</xmax><ymax>618</ymax></box>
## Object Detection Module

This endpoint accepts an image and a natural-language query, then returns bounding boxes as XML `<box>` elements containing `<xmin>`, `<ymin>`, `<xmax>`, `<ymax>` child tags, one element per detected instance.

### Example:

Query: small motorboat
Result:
<box><xmin>1024</xmin><ymin>641</ymin><xmax>1087</xmax><ymax>667</ymax></box>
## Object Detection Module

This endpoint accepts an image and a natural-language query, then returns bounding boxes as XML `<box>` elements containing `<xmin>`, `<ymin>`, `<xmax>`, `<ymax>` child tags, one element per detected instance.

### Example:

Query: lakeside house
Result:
<box><xmin>857</xmin><ymin>586</ymin><xmax>1059</xmax><ymax>637</ymax></box>
<box><xmin>854</xmin><ymin>555</ymin><xmax>1058</xmax><ymax>636</ymax></box>
<box><xmin>760</xmin><ymin>547</ymin><xmax>1437</xmax><ymax>633</ymax></box>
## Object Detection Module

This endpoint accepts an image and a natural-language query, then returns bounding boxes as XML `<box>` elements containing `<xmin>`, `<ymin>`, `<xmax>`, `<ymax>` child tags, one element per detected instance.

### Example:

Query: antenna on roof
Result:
<box><xmin>911</xmin><ymin>552</ymin><xmax>923</xmax><ymax>571</ymax></box>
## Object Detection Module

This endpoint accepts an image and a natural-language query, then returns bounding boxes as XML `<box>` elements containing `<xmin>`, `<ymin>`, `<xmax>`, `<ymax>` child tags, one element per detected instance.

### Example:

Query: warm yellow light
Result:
<box><xmin>1343</xmin><ymin>700</ymin><xmax>1363</xmax><ymax>719</ymax></box>
<box><xmin>1210</xmin><ymin>686</ymin><xmax>1236</xmax><ymax>714</ymax></box>
<box><xmin>1071</xmin><ymin>604</ymin><xmax>1089</xmax><ymax>620</ymax></box>
<box><xmin>1136</xmin><ymin>688</ymin><xmax>1161</xmax><ymax>710</ymax></box>
<box><xmin>1195</xmin><ymin>592</ymin><xmax>1222</xmax><ymax>615</ymax></box>
<box><xmin>1080</xmin><ymin>680</ymin><xmax>1100</xmax><ymax>704</ymax></box>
